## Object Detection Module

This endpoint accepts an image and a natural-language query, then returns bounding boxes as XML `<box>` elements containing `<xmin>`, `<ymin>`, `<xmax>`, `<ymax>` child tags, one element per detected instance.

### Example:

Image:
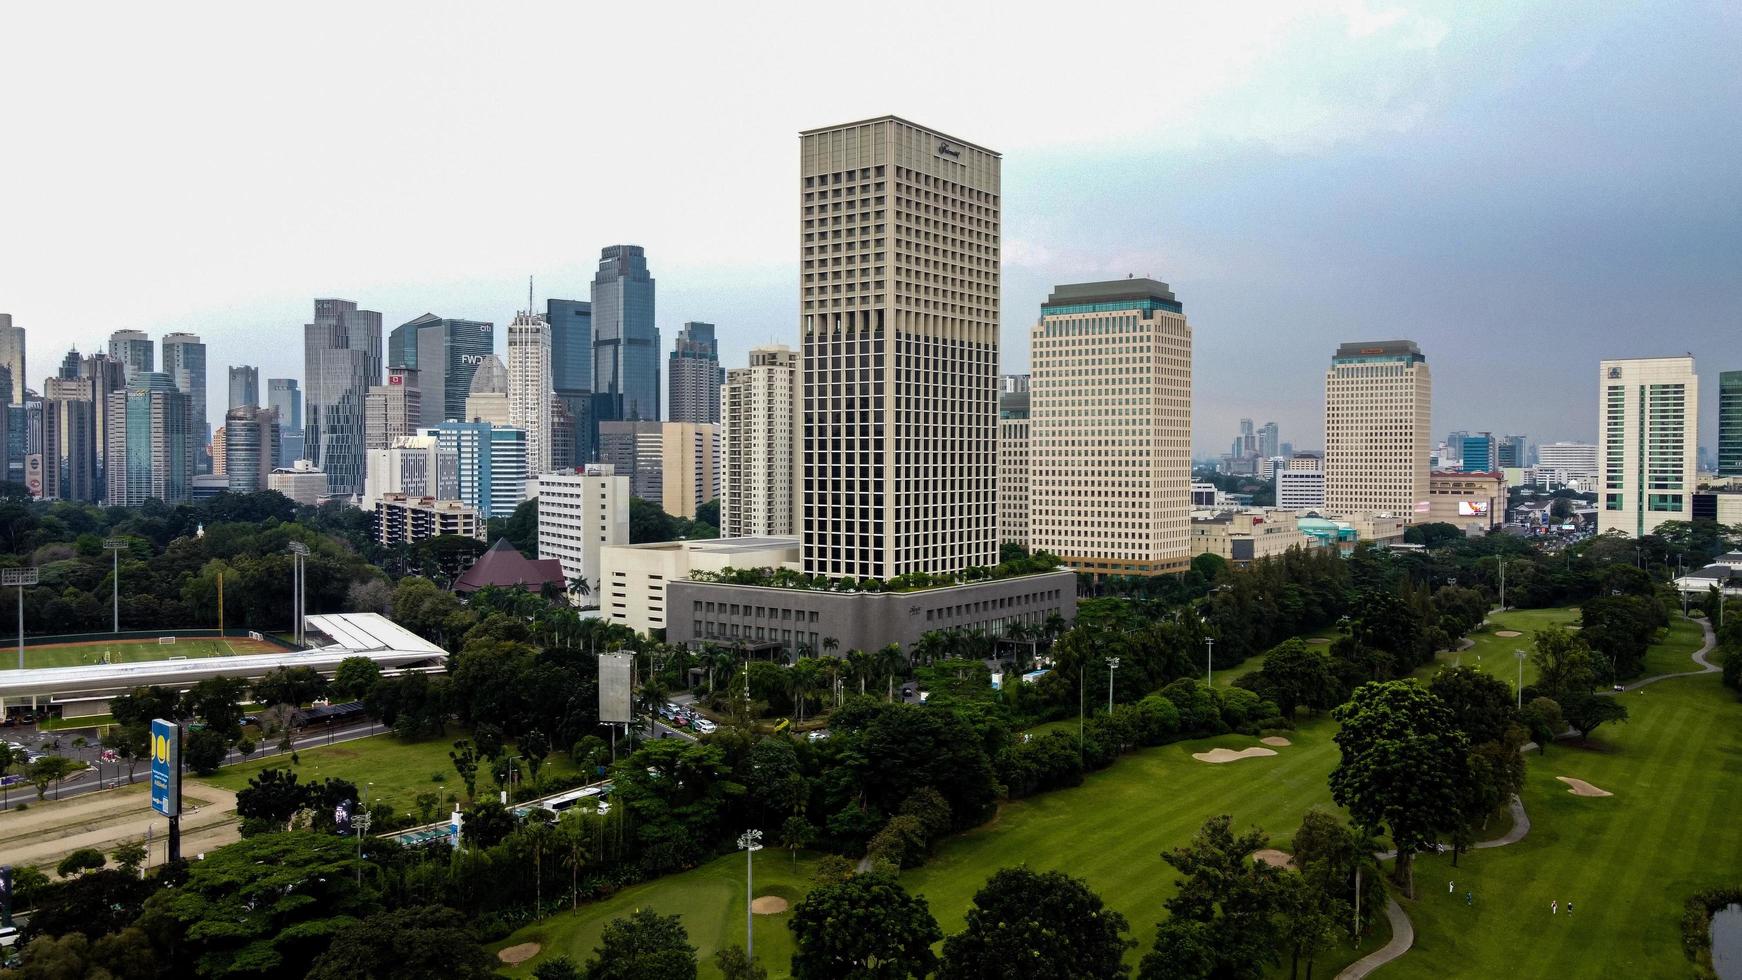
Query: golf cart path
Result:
<box><xmin>1339</xmin><ymin>794</ymin><xmax>1530</xmax><ymax>979</ymax></box>
<box><xmin>1619</xmin><ymin>616</ymin><xmax>1717</xmax><ymax>691</ymax></box>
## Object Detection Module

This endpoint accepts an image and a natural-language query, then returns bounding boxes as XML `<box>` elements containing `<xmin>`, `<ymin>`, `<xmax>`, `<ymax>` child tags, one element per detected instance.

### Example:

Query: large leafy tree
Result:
<box><xmin>235</xmin><ymin>767</ymin><xmax>307</xmax><ymax>828</ymax></box>
<box><xmin>137</xmin><ymin>832</ymin><xmax>375</xmax><ymax>978</ymax></box>
<box><xmin>581</xmin><ymin>908</ymin><xmax>697</xmax><ymax>980</ymax></box>
<box><xmin>789</xmin><ymin>871</ymin><xmax>942</xmax><ymax>980</ymax></box>
<box><xmin>940</xmin><ymin>867</ymin><xmax>1132</xmax><ymax>979</ymax></box>
<box><xmin>306</xmin><ymin>906</ymin><xmax>498</xmax><ymax>979</ymax></box>
<box><xmin>1529</xmin><ymin>627</ymin><xmax>1598</xmax><ymax>698</ymax></box>
<box><xmin>1329</xmin><ymin>682</ymin><xmax>1468</xmax><ymax>897</ymax></box>
<box><xmin>1560</xmin><ymin>693</ymin><xmax>1629</xmax><ymax>740</ymax></box>
<box><xmin>1428</xmin><ymin>666</ymin><xmax>1518</xmax><ymax>746</ymax></box>
<box><xmin>1138</xmin><ymin>815</ymin><xmax>1285</xmax><ymax>980</ymax></box>
<box><xmin>1237</xmin><ymin>638</ymin><xmax>1340</xmax><ymax>720</ymax></box>
<box><xmin>251</xmin><ymin>666</ymin><xmax>327</xmax><ymax>712</ymax></box>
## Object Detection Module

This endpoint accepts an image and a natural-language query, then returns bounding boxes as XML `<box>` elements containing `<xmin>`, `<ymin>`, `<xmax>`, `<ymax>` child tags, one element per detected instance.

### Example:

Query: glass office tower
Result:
<box><xmin>388</xmin><ymin>314</ymin><xmax>495</xmax><ymax>425</ymax></box>
<box><xmin>548</xmin><ymin>298</ymin><xmax>594</xmax><ymax>463</ymax></box>
<box><xmin>592</xmin><ymin>245</ymin><xmax>659</xmax><ymax>423</ymax></box>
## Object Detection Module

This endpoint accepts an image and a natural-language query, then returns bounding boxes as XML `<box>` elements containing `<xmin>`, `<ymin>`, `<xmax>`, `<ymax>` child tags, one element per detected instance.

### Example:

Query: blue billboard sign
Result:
<box><xmin>149</xmin><ymin>719</ymin><xmax>180</xmax><ymax>817</ymax></box>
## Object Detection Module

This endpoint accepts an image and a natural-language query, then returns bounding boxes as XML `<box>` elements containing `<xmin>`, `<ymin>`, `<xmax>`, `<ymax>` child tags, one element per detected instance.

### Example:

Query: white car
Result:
<box><xmin>693</xmin><ymin>719</ymin><xmax>717</xmax><ymax>734</ymax></box>
<box><xmin>807</xmin><ymin>730</ymin><xmax>830</xmax><ymax>742</ymax></box>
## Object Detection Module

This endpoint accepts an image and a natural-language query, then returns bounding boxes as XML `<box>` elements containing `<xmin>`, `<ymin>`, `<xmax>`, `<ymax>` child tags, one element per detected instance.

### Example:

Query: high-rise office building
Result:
<box><xmin>1599</xmin><ymin>357</ymin><xmax>1698</xmax><ymax>537</ymax></box>
<box><xmin>0</xmin><ymin>368</ymin><xmax>12</xmax><ymax>484</ymax></box>
<box><xmin>1719</xmin><ymin>371</ymin><xmax>1742</xmax><ymax>477</ymax></box>
<box><xmin>431</xmin><ymin>420</ymin><xmax>528</xmax><ymax>519</ymax></box>
<box><xmin>1323</xmin><ymin>341</ymin><xmax>1431</xmax><ymax>521</ymax></box>
<box><xmin>365</xmin><ymin>367</ymin><xmax>421</xmax><ymax>450</ymax></box>
<box><xmin>0</xmin><ymin>315</ymin><xmax>23</xmax><ymax>406</ymax></box>
<box><xmin>161</xmin><ymin>332</ymin><xmax>208</xmax><ymax>467</ymax></box>
<box><xmin>41</xmin><ymin>377</ymin><xmax>97</xmax><ymax>502</ymax></box>
<box><xmin>1459</xmin><ymin>432</ymin><xmax>1496</xmax><ymax>472</ymax></box>
<box><xmin>106</xmin><ymin>371</ymin><xmax>195</xmax><ymax>506</ymax></box>
<box><xmin>1030</xmin><ymin>279</ymin><xmax>1193</xmax><ymax>576</ymax></box>
<box><xmin>508</xmin><ymin>310</ymin><xmax>554</xmax><ymax>475</ymax></box>
<box><xmin>799</xmin><ymin>116</ymin><xmax>1000</xmax><ymax>579</ymax></box>
<box><xmin>592</xmin><ymin>245</ymin><xmax>659</xmax><ymax>423</ymax></box>
<box><xmin>549</xmin><ymin>396</ymin><xmax>575</xmax><ymax>472</ymax></box>
<box><xmin>597</xmin><ymin>420</ymin><xmax>720</xmax><ymax>520</ymax></box>
<box><xmin>1497</xmin><ymin>434</ymin><xmax>1528</xmax><ymax>469</ymax></box>
<box><xmin>532</xmin><ymin>464</ymin><xmax>630</xmax><ymax>599</ymax></box>
<box><xmin>107</xmin><ymin>330</ymin><xmax>153</xmax><ymax>380</ymax></box>
<box><xmin>463</xmin><ymin>354</ymin><xmax>511</xmax><ymax>427</ymax></box>
<box><xmin>80</xmin><ymin>353</ymin><xmax>127</xmax><ymax>498</ymax></box>
<box><xmin>668</xmin><ymin>321</ymin><xmax>722</xmax><ymax>424</ymax></box>
<box><xmin>1258</xmin><ymin>421</ymin><xmax>1280</xmax><ymax>459</ymax></box>
<box><xmin>267</xmin><ymin>378</ymin><xmax>304</xmax><ymax>463</ymax></box>
<box><xmin>997</xmin><ymin>374</ymin><xmax>1031</xmax><ymax>548</ymax></box>
<box><xmin>56</xmin><ymin>348</ymin><xmax>80</xmax><ymax>381</ymax></box>
<box><xmin>229</xmin><ymin>365</ymin><xmax>259</xmax><ymax>409</ymax></box>
<box><xmin>210</xmin><ymin>425</ymin><xmax>227</xmax><ymax>475</ymax></box>
<box><xmin>1276</xmin><ymin>452</ymin><xmax>1327</xmax><ymax>510</ymax></box>
<box><xmin>224</xmin><ymin>406</ymin><xmax>281</xmax><ymax>493</ymax></box>
<box><xmin>364</xmin><ymin>434</ymin><xmax>459</xmax><ymax>506</ymax></box>
<box><xmin>722</xmin><ymin>346</ymin><xmax>800</xmax><ymax>537</ymax></box>
<box><xmin>547</xmin><ymin>298</ymin><xmax>595</xmax><ymax>465</ymax></box>
<box><xmin>304</xmin><ymin>298</ymin><xmax>382</xmax><ymax>496</ymax></box>
<box><xmin>1536</xmin><ymin>441</ymin><xmax>1598</xmax><ymax>482</ymax></box>
<box><xmin>387</xmin><ymin>314</ymin><xmax>494</xmax><ymax>425</ymax></box>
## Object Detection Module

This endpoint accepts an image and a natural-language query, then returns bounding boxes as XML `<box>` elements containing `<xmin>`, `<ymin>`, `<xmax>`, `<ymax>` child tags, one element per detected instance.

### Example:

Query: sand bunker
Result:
<box><xmin>1251</xmin><ymin>849</ymin><xmax>1294</xmax><ymax>869</ymax></box>
<box><xmin>1260</xmin><ymin>736</ymin><xmax>1292</xmax><ymax>747</ymax></box>
<box><xmin>498</xmin><ymin>943</ymin><xmax>541</xmax><ymax>965</ymax></box>
<box><xmin>1193</xmin><ymin>746</ymin><xmax>1278</xmax><ymax>764</ymax></box>
<box><xmin>1556</xmin><ymin>776</ymin><xmax>1613</xmax><ymax>797</ymax></box>
<box><xmin>1494</xmin><ymin>630</ymin><xmax>1523</xmax><ymax>637</ymax></box>
<box><xmin>751</xmin><ymin>896</ymin><xmax>790</xmax><ymax>914</ymax></box>
<box><xmin>1306</xmin><ymin>637</ymin><xmax>1331</xmax><ymax>644</ymax></box>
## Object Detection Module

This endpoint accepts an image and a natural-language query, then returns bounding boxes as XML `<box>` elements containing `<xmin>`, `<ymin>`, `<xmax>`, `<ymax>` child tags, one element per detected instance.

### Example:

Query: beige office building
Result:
<box><xmin>1323</xmin><ymin>341</ymin><xmax>1431</xmax><ymax>521</ymax></box>
<box><xmin>508</xmin><ymin>311</ymin><xmax>554</xmax><ymax>475</ymax></box>
<box><xmin>1427</xmin><ymin>470</ymin><xmax>1506</xmax><ymax>534</ymax></box>
<box><xmin>722</xmin><ymin>345</ymin><xmax>801</xmax><ymax>538</ymax></box>
<box><xmin>799</xmin><ymin>116</ymin><xmax>1000</xmax><ymax>579</ymax></box>
<box><xmin>602</xmin><ymin>536</ymin><xmax>801</xmax><ymax>636</ymax></box>
<box><xmin>1599</xmin><ymin>356</ymin><xmax>1698</xmax><ymax>537</ymax></box>
<box><xmin>997</xmin><ymin>374</ymin><xmax>1030</xmax><ymax>548</ymax></box>
<box><xmin>597</xmin><ymin>420</ymin><xmax>719</xmax><ymax>520</ymax></box>
<box><xmin>1190</xmin><ymin>508</ymin><xmax>1312</xmax><ymax>565</ymax></box>
<box><xmin>365</xmin><ymin>367</ymin><xmax>421</xmax><ymax>450</ymax></box>
<box><xmin>1029</xmin><ymin>280</ymin><xmax>1193</xmax><ymax>576</ymax></box>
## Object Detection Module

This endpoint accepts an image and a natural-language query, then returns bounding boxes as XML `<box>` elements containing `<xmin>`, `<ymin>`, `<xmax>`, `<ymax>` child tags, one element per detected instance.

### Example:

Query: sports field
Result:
<box><xmin>2</xmin><ymin>636</ymin><xmax>281</xmax><ymax>671</ymax></box>
<box><xmin>205</xmin><ymin>730</ymin><xmax>594</xmax><ymax>818</ymax></box>
<box><xmin>494</xmin><ymin>715</ymin><xmax>1389</xmax><ymax>979</ymax></box>
<box><xmin>1382</xmin><ymin>663</ymin><xmax>1742</xmax><ymax>977</ymax></box>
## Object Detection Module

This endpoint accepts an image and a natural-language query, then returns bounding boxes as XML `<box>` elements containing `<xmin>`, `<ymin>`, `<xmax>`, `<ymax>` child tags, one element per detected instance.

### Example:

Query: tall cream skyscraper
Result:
<box><xmin>1323</xmin><ymin>341</ymin><xmax>1432</xmax><ymax>521</ymax></box>
<box><xmin>1598</xmin><ymin>356</ymin><xmax>1698</xmax><ymax>537</ymax></box>
<box><xmin>1029</xmin><ymin>280</ymin><xmax>1193</xmax><ymax>575</ymax></box>
<box><xmin>799</xmin><ymin>116</ymin><xmax>1000</xmax><ymax>579</ymax></box>
<box><xmin>721</xmin><ymin>345</ymin><xmax>800</xmax><ymax>538</ymax></box>
<box><xmin>508</xmin><ymin>310</ymin><xmax>554</xmax><ymax>475</ymax></box>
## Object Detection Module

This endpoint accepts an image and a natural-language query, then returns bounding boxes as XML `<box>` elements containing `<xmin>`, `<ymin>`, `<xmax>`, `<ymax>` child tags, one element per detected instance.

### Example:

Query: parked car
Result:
<box><xmin>694</xmin><ymin>719</ymin><xmax>717</xmax><ymax>734</ymax></box>
<box><xmin>806</xmin><ymin>729</ymin><xmax>829</xmax><ymax>742</ymax></box>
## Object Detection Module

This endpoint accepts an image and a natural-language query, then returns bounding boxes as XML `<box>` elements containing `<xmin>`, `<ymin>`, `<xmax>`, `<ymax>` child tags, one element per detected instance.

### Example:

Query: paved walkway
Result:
<box><xmin>1619</xmin><ymin>616</ymin><xmax>1717</xmax><ymax>691</ymax></box>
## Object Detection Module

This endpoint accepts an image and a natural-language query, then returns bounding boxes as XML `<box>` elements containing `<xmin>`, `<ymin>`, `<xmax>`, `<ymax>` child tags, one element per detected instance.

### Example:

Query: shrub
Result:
<box><xmin>867</xmin><ymin>814</ymin><xmax>931</xmax><ymax>869</ymax></box>
<box><xmin>1161</xmin><ymin>678</ymin><xmax>1222</xmax><ymax>734</ymax></box>
<box><xmin>1129</xmin><ymin>695</ymin><xmax>1181</xmax><ymax>746</ymax></box>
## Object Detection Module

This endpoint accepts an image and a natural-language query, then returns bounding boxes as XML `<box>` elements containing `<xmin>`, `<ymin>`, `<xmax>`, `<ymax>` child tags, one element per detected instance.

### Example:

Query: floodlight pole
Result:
<box><xmin>105</xmin><ymin>538</ymin><xmax>124</xmax><ymax>634</ymax></box>
<box><xmin>1514</xmin><ymin>650</ymin><xmax>1526</xmax><ymax>711</ymax></box>
<box><xmin>1107</xmin><ymin>657</ymin><xmax>1120</xmax><ymax>714</ymax></box>
<box><xmin>738</xmin><ymin>829</ymin><xmax>763</xmax><ymax>958</ymax></box>
<box><xmin>1204</xmin><ymin>637</ymin><xmax>1215</xmax><ymax>688</ymax></box>
<box><xmin>4</xmin><ymin>568</ymin><xmax>37</xmax><ymax>673</ymax></box>
<box><xmin>288</xmin><ymin>542</ymin><xmax>310</xmax><ymax>646</ymax></box>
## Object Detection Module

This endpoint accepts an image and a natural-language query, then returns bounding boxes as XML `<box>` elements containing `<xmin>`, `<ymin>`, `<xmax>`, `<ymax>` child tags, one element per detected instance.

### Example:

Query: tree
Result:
<box><xmin>1241</xmin><ymin>639</ymin><xmax>1339</xmax><ymax>720</ymax></box>
<box><xmin>582</xmin><ymin>908</ymin><xmax>698</xmax><ymax>980</ymax></box>
<box><xmin>306</xmin><ymin>906</ymin><xmax>499</xmax><ymax>979</ymax></box>
<box><xmin>535</xmin><ymin>957</ymin><xmax>585</xmax><ymax>980</ymax></box>
<box><xmin>463</xmin><ymin>799</ymin><xmax>519</xmax><ymax>848</ymax></box>
<box><xmin>939</xmin><ymin>866</ymin><xmax>1133</xmax><ymax>979</ymax></box>
<box><xmin>1403</xmin><ymin>522</ymin><xmax>1464</xmax><ymax>549</ymax></box>
<box><xmin>184</xmin><ymin>727</ymin><xmax>229</xmax><ymax>776</ymax></box>
<box><xmin>29</xmin><ymin>755</ymin><xmax>82</xmax><ymax>800</ymax></box>
<box><xmin>713</xmin><ymin>946</ymin><xmax>769</xmax><ymax>980</ymax></box>
<box><xmin>788</xmin><ymin>871</ymin><xmax>942</xmax><ymax>980</ymax></box>
<box><xmin>1561</xmin><ymin>693</ymin><xmax>1629</xmax><ymax>740</ymax></box>
<box><xmin>1520</xmin><ymin>696</ymin><xmax>1564</xmax><ymax>752</ymax></box>
<box><xmin>1139</xmin><ymin>815</ymin><xmax>1285</xmax><ymax>980</ymax></box>
<box><xmin>235</xmin><ymin>767</ymin><xmax>307</xmax><ymax>829</ymax></box>
<box><xmin>450</xmin><ymin>739</ymin><xmax>481</xmax><ymax>800</ymax></box>
<box><xmin>781</xmin><ymin>814</ymin><xmax>817</xmax><ymax>869</ymax></box>
<box><xmin>112</xmin><ymin>840</ymin><xmax>147</xmax><ymax>875</ymax></box>
<box><xmin>1277</xmin><ymin>873</ymin><xmax>1342</xmax><ymax>980</ymax></box>
<box><xmin>330</xmin><ymin>656</ymin><xmax>383</xmax><ymax>700</ymax></box>
<box><xmin>521</xmin><ymin>729</ymin><xmax>552</xmax><ymax>786</ymax></box>
<box><xmin>500</xmin><ymin>497</ymin><xmax>540</xmax><ymax>554</ymax></box>
<box><xmin>1329</xmin><ymin>682</ymin><xmax>1467</xmax><ymax>897</ymax></box>
<box><xmin>1529</xmin><ymin>627</ymin><xmax>1598</xmax><ymax>698</ymax></box>
<box><xmin>1428</xmin><ymin>666</ymin><xmax>1518</xmax><ymax>746</ymax></box>
<box><xmin>55</xmin><ymin>848</ymin><xmax>107</xmax><ymax>878</ymax></box>
<box><xmin>251</xmin><ymin>666</ymin><xmax>327</xmax><ymax>712</ymax></box>
<box><xmin>179</xmin><ymin>675</ymin><xmax>250</xmax><ymax>743</ymax></box>
<box><xmin>16</xmin><ymin>928</ymin><xmax>158</xmax><ymax>979</ymax></box>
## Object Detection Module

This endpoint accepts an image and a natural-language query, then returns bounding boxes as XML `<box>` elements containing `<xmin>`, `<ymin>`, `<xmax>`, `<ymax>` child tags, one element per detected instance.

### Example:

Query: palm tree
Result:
<box><xmin>790</xmin><ymin>658</ymin><xmax>823</xmax><ymax>724</ymax></box>
<box><xmin>822</xmin><ymin>636</ymin><xmax>840</xmax><ymax>658</ymax></box>
<box><xmin>845</xmin><ymin>648</ymin><xmax>873</xmax><ymax>696</ymax></box>
<box><xmin>877</xmin><ymin>643</ymin><xmax>906</xmax><ymax>701</ymax></box>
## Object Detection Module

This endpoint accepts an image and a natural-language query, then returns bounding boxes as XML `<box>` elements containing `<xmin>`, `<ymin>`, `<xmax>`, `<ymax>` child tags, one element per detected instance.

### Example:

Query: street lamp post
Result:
<box><xmin>104</xmin><ymin>538</ymin><xmax>125</xmax><ymax>634</ymax></box>
<box><xmin>738</xmin><ymin>829</ymin><xmax>763</xmax><ymax>959</ymax></box>
<box><xmin>3</xmin><ymin>567</ymin><xmax>37</xmax><ymax>672</ymax></box>
<box><xmin>1514</xmin><ymin>650</ymin><xmax>1527</xmax><ymax>711</ymax></box>
<box><xmin>1203</xmin><ymin>637</ymin><xmax>1215</xmax><ymax>688</ymax></box>
<box><xmin>288</xmin><ymin>542</ymin><xmax>309</xmax><ymax>646</ymax></box>
<box><xmin>1106</xmin><ymin>657</ymin><xmax>1120</xmax><ymax>714</ymax></box>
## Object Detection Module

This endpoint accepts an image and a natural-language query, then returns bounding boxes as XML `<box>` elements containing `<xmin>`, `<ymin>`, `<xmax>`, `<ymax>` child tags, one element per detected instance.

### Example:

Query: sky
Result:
<box><xmin>2</xmin><ymin>0</ymin><xmax>1737</xmax><ymax>455</ymax></box>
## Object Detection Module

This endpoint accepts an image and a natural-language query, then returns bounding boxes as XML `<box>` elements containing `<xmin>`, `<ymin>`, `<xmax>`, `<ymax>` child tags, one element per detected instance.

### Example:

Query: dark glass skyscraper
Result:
<box><xmin>304</xmin><ymin>298</ymin><xmax>382</xmax><ymax>496</ymax></box>
<box><xmin>267</xmin><ymin>378</ymin><xmax>304</xmax><ymax>463</ymax></box>
<box><xmin>388</xmin><ymin>314</ymin><xmax>495</xmax><ymax>425</ymax></box>
<box><xmin>548</xmin><ymin>298</ymin><xmax>595</xmax><ymax>463</ymax></box>
<box><xmin>668</xmin><ymin>321</ymin><xmax>721</xmax><ymax>424</ymax></box>
<box><xmin>592</xmin><ymin>245</ymin><xmax>659</xmax><ymax>422</ymax></box>
<box><xmin>1720</xmin><ymin>370</ymin><xmax>1742</xmax><ymax>477</ymax></box>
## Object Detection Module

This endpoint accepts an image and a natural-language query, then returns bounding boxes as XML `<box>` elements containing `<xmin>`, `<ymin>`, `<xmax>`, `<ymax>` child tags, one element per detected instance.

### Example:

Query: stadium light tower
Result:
<box><xmin>4</xmin><ymin>567</ymin><xmax>38</xmax><ymax>670</ymax></box>
<box><xmin>287</xmin><ymin>542</ymin><xmax>310</xmax><ymax>646</ymax></box>
<box><xmin>738</xmin><ymin>828</ymin><xmax>763</xmax><ymax>957</ymax></box>
<box><xmin>104</xmin><ymin>537</ymin><xmax>125</xmax><ymax>634</ymax></box>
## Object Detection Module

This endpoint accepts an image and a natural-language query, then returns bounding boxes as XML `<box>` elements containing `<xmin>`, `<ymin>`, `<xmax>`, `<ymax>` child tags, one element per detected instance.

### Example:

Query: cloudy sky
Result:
<box><xmin>3</xmin><ymin>0</ymin><xmax>1737</xmax><ymax>455</ymax></box>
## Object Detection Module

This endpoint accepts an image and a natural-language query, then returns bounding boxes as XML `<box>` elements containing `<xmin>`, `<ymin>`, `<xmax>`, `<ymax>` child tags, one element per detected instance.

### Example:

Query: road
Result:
<box><xmin>0</xmin><ymin>719</ymin><xmax>386</xmax><ymax>812</ymax></box>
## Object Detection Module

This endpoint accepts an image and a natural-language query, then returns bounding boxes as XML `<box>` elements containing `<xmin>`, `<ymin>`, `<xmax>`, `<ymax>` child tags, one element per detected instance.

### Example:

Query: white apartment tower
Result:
<box><xmin>721</xmin><ymin>345</ymin><xmax>801</xmax><ymax>538</ymax></box>
<box><xmin>1598</xmin><ymin>357</ymin><xmax>1698</xmax><ymax>537</ymax></box>
<box><xmin>1029</xmin><ymin>280</ymin><xmax>1193</xmax><ymax>576</ymax></box>
<box><xmin>508</xmin><ymin>310</ymin><xmax>554</xmax><ymax>475</ymax></box>
<box><xmin>799</xmin><ymin>116</ymin><xmax>1000</xmax><ymax>579</ymax></box>
<box><xmin>533</xmin><ymin>464</ymin><xmax>631</xmax><ymax>601</ymax></box>
<box><xmin>1323</xmin><ymin>341</ymin><xmax>1432</xmax><ymax>521</ymax></box>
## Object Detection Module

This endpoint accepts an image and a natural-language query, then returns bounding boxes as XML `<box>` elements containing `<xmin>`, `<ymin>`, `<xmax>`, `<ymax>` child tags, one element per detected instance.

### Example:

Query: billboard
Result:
<box><xmin>149</xmin><ymin>719</ymin><xmax>180</xmax><ymax>817</ymax></box>
<box><xmin>1458</xmin><ymin>500</ymin><xmax>1491</xmax><ymax>517</ymax></box>
<box><xmin>598</xmin><ymin>653</ymin><xmax>636</xmax><ymax>724</ymax></box>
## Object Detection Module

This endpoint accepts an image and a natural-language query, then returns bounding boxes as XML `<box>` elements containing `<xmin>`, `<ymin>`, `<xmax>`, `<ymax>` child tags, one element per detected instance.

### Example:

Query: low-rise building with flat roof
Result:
<box><xmin>1427</xmin><ymin>470</ymin><xmax>1506</xmax><ymax>534</ymax></box>
<box><xmin>1190</xmin><ymin>508</ymin><xmax>1315</xmax><ymax>565</ymax></box>
<box><xmin>600</xmin><ymin>536</ymin><xmax>803</xmax><ymax>636</ymax></box>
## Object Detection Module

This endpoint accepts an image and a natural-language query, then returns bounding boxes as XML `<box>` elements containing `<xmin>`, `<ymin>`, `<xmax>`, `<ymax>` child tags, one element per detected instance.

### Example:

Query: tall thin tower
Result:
<box><xmin>798</xmin><ymin>116</ymin><xmax>1001</xmax><ymax>579</ymax></box>
<box><xmin>508</xmin><ymin>309</ymin><xmax>554</xmax><ymax>475</ymax></box>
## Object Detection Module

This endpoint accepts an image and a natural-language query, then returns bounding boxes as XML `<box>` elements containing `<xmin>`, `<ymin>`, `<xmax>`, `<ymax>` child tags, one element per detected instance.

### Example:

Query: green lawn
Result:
<box><xmin>1415</xmin><ymin>607</ymin><xmax>1707</xmax><ymax>691</ymax></box>
<box><xmin>3</xmin><ymin>636</ymin><xmax>278</xmax><ymax>670</ymax></box>
<box><xmin>202</xmin><ymin>729</ymin><xmax>589</xmax><ymax>819</ymax></box>
<box><xmin>1379</xmin><ymin>669</ymin><xmax>1742</xmax><ymax>978</ymax></box>
<box><xmin>495</xmin><ymin>716</ymin><xmax>1388</xmax><ymax>979</ymax></box>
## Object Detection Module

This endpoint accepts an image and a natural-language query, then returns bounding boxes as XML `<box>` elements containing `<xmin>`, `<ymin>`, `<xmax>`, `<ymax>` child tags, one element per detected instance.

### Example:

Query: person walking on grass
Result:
<box><xmin>1552</xmin><ymin>900</ymin><xmax>1558</xmax><ymax>915</ymax></box>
